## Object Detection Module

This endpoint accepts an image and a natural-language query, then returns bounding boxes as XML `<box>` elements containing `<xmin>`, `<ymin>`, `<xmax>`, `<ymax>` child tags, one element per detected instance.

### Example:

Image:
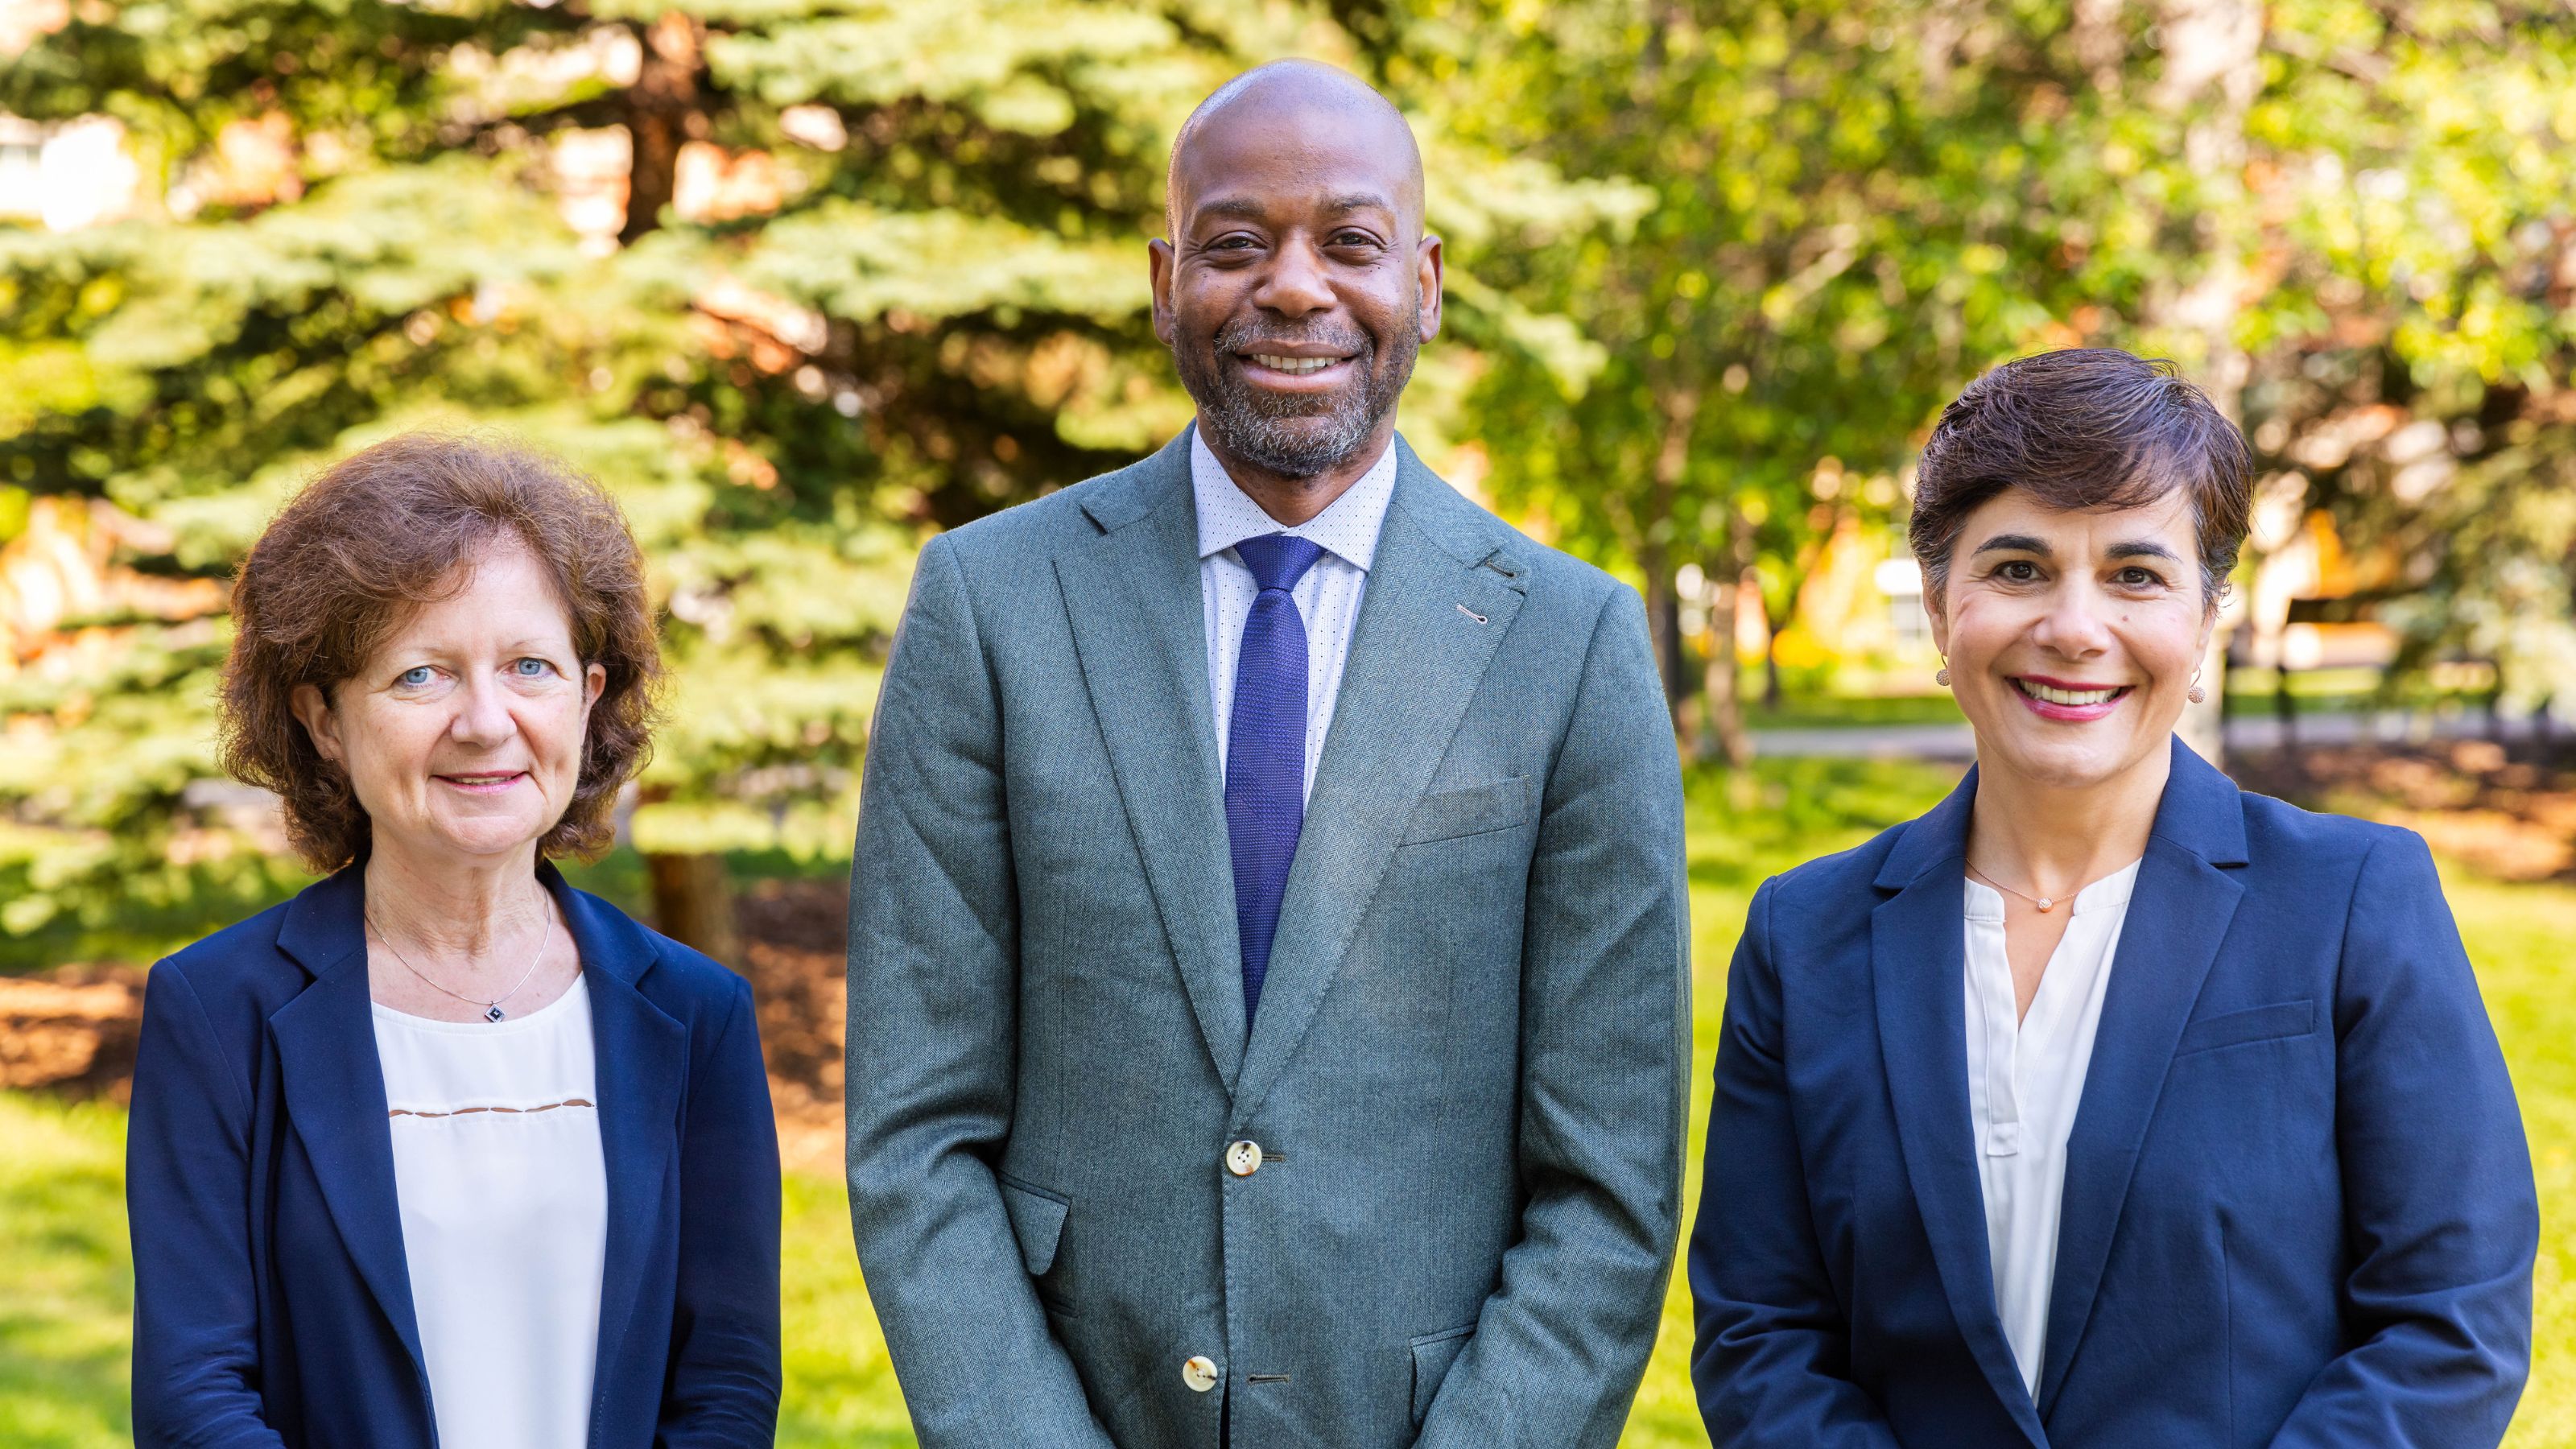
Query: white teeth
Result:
<box><xmin>2020</xmin><ymin>682</ymin><xmax>2122</xmax><ymax>706</ymax></box>
<box><xmin>1248</xmin><ymin>354</ymin><xmax>1342</xmax><ymax>374</ymax></box>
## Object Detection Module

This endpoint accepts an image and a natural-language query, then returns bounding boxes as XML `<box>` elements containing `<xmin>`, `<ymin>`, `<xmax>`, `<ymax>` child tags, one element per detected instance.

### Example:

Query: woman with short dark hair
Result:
<box><xmin>127</xmin><ymin>433</ymin><xmax>781</xmax><ymax>1449</ymax></box>
<box><xmin>1690</xmin><ymin>349</ymin><xmax>2535</xmax><ymax>1447</ymax></box>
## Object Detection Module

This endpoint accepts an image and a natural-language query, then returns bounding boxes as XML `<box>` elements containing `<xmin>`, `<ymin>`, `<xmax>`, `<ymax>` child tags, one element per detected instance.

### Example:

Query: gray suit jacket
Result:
<box><xmin>845</xmin><ymin>429</ymin><xmax>1687</xmax><ymax>1449</ymax></box>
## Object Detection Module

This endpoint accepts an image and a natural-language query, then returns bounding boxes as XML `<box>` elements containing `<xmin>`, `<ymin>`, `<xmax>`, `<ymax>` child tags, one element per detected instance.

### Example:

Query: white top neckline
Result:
<box><xmin>1961</xmin><ymin>857</ymin><xmax>2142</xmax><ymax>1397</ymax></box>
<box><xmin>376</xmin><ymin>970</ymin><xmax>607</xmax><ymax>1449</ymax></box>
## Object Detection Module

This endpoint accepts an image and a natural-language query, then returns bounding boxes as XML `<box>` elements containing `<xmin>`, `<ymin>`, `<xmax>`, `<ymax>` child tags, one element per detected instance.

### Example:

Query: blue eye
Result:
<box><xmin>514</xmin><ymin>658</ymin><xmax>551</xmax><ymax>677</ymax></box>
<box><xmin>398</xmin><ymin>667</ymin><xmax>433</xmax><ymax>687</ymax></box>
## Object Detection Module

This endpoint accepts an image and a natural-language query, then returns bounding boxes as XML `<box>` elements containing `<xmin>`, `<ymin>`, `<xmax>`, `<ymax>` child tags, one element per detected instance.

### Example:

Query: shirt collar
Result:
<box><xmin>1191</xmin><ymin>425</ymin><xmax>1399</xmax><ymax>572</ymax></box>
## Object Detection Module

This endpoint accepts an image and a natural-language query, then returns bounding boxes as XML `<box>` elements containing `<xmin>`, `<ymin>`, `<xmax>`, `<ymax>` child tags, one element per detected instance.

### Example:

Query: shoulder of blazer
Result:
<box><xmin>934</xmin><ymin>430</ymin><xmax>1191</xmax><ymax>573</ymax></box>
<box><xmin>624</xmin><ymin>923</ymin><xmax>755</xmax><ymax>1036</ymax></box>
<box><xmin>1755</xmin><ymin>819</ymin><xmax>1916</xmax><ymax>939</ymax></box>
<box><xmin>2235</xmin><ymin>786</ymin><xmax>2417</xmax><ymax>891</ymax></box>
<box><xmin>154</xmin><ymin>890</ymin><xmax>321</xmax><ymax>1019</ymax></box>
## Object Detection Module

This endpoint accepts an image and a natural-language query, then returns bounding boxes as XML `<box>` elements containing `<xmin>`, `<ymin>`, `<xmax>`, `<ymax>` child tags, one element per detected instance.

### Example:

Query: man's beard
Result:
<box><xmin>1172</xmin><ymin>312</ymin><xmax>1418</xmax><ymax>479</ymax></box>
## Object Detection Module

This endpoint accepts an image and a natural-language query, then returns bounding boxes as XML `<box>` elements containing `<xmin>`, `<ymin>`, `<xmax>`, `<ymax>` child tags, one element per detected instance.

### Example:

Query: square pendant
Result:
<box><xmin>485</xmin><ymin>1005</ymin><xmax>506</xmax><ymax>1023</ymax></box>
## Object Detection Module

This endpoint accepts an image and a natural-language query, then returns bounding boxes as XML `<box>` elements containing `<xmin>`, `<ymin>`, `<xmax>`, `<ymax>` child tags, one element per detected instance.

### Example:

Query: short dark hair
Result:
<box><xmin>1908</xmin><ymin>349</ymin><xmax>2253</xmax><ymax>609</ymax></box>
<box><xmin>219</xmin><ymin>432</ymin><xmax>663</xmax><ymax>871</ymax></box>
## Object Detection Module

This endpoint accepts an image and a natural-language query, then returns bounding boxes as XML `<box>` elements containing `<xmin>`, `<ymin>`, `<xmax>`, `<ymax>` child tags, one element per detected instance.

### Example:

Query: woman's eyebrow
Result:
<box><xmin>1970</xmin><ymin>533</ymin><xmax>2051</xmax><ymax>557</ymax></box>
<box><xmin>2106</xmin><ymin>540</ymin><xmax>2184</xmax><ymax>562</ymax></box>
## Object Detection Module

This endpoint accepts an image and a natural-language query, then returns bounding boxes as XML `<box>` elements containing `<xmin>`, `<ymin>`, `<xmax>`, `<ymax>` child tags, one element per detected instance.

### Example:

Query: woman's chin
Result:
<box><xmin>1968</xmin><ymin>716</ymin><xmax>2168</xmax><ymax>791</ymax></box>
<box><xmin>382</xmin><ymin>815</ymin><xmax>556</xmax><ymax>865</ymax></box>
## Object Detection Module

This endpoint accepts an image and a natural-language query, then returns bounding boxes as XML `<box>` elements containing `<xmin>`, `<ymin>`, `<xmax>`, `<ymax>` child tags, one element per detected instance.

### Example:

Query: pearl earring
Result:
<box><xmin>2186</xmin><ymin>667</ymin><xmax>2207</xmax><ymax>705</ymax></box>
<box><xmin>1935</xmin><ymin>661</ymin><xmax>1951</xmax><ymax>687</ymax></box>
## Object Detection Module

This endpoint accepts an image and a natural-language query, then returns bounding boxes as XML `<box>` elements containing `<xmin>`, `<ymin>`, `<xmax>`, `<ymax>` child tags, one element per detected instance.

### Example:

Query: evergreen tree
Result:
<box><xmin>0</xmin><ymin>0</ymin><xmax>1629</xmax><ymax>960</ymax></box>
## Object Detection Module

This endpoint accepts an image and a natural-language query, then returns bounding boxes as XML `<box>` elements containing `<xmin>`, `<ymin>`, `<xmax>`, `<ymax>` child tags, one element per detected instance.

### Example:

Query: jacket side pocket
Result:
<box><xmin>1409</xmin><ymin>1323</ymin><xmax>1477</xmax><ymax>1426</ymax></box>
<box><xmin>997</xmin><ymin>1172</ymin><xmax>1071</xmax><ymax>1311</ymax></box>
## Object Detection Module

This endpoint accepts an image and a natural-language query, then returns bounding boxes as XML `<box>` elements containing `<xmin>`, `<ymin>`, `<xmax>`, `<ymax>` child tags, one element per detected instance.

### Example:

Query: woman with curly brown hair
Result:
<box><xmin>126</xmin><ymin>434</ymin><xmax>780</xmax><ymax>1449</ymax></box>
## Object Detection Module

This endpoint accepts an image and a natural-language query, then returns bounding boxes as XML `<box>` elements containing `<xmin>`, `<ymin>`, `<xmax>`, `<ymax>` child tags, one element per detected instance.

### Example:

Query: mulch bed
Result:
<box><xmin>2232</xmin><ymin>738</ymin><xmax>2576</xmax><ymax>883</ymax></box>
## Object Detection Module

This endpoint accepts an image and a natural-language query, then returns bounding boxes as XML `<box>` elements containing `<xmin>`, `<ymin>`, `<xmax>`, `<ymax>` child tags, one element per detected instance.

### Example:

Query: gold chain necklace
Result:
<box><xmin>1965</xmin><ymin>859</ymin><xmax>2120</xmax><ymax>915</ymax></box>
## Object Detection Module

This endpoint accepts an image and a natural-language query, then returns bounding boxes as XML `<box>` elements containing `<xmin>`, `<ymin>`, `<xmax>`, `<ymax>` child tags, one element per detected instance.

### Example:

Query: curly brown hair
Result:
<box><xmin>220</xmin><ymin>432</ymin><xmax>663</xmax><ymax>871</ymax></box>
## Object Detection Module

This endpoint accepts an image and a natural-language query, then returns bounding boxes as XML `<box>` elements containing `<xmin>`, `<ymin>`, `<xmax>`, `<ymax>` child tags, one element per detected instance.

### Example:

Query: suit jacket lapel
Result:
<box><xmin>2035</xmin><ymin>741</ymin><xmax>2248</xmax><ymax>1417</ymax></box>
<box><xmin>553</xmin><ymin>865</ymin><xmax>691</xmax><ymax>1406</ymax></box>
<box><xmin>1055</xmin><ymin>430</ymin><xmax>1249</xmax><ymax>1087</ymax></box>
<box><xmin>1230</xmin><ymin>441</ymin><xmax>1526</xmax><ymax>1123</ymax></box>
<box><xmin>1868</xmin><ymin>773</ymin><xmax>2048</xmax><ymax>1447</ymax></box>
<box><xmin>269</xmin><ymin>867</ymin><xmax>427</xmax><ymax>1381</ymax></box>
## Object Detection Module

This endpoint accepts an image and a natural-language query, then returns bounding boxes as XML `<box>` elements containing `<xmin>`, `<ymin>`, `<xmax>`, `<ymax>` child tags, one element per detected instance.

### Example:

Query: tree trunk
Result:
<box><xmin>621</xmin><ymin>11</ymin><xmax>702</xmax><ymax>245</ymax></box>
<box><xmin>646</xmin><ymin>851</ymin><xmax>740</xmax><ymax>968</ymax></box>
<box><xmin>1699</xmin><ymin>510</ymin><xmax>1755</xmax><ymax>768</ymax></box>
<box><xmin>2154</xmin><ymin>0</ymin><xmax>2262</xmax><ymax>766</ymax></box>
<box><xmin>1645</xmin><ymin>388</ymin><xmax>1700</xmax><ymax>730</ymax></box>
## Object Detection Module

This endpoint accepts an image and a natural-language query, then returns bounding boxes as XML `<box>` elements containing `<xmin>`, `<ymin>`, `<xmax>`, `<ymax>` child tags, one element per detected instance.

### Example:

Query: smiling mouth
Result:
<box><xmin>437</xmin><ymin>771</ymin><xmax>526</xmax><ymax>788</ymax></box>
<box><xmin>1242</xmin><ymin>353</ymin><xmax>1352</xmax><ymax>375</ymax></box>
<box><xmin>2011</xmin><ymin>679</ymin><xmax>2132</xmax><ymax>707</ymax></box>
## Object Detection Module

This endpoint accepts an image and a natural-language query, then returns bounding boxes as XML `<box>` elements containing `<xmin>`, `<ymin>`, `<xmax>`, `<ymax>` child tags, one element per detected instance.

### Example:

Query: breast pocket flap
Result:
<box><xmin>2175</xmin><ymin>999</ymin><xmax>2315</xmax><ymax>1057</ymax></box>
<box><xmin>1398</xmin><ymin>777</ymin><xmax>1533</xmax><ymax>846</ymax></box>
<box><xmin>997</xmin><ymin>1173</ymin><xmax>1069</xmax><ymax>1277</ymax></box>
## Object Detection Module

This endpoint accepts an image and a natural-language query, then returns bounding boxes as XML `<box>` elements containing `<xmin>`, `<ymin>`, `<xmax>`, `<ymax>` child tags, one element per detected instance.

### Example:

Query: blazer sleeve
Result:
<box><xmin>1688</xmin><ymin>877</ymin><xmax>1902</xmax><ymax>1448</ymax></box>
<box><xmin>2266</xmin><ymin>829</ymin><xmax>2537</xmax><ymax>1448</ymax></box>
<box><xmin>1414</xmin><ymin>584</ymin><xmax>1690</xmax><ymax>1449</ymax></box>
<box><xmin>658</xmin><ymin>973</ymin><xmax>783</xmax><ymax>1446</ymax></box>
<box><xmin>127</xmin><ymin>957</ymin><xmax>291</xmax><ymax>1449</ymax></box>
<box><xmin>842</xmin><ymin>534</ymin><xmax>1118</xmax><ymax>1449</ymax></box>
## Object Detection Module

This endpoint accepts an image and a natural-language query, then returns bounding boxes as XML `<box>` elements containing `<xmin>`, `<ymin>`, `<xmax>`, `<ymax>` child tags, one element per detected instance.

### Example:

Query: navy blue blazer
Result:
<box><xmin>126</xmin><ymin>862</ymin><xmax>781</xmax><ymax>1449</ymax></box>
<box><xmin>1690</xmin><ymin>740</ymin><xmax>2537</xmax><ymax>1448</ymax></box>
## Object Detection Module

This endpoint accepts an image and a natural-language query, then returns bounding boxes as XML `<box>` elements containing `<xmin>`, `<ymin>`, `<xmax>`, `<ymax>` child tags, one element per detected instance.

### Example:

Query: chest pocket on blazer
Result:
<box><xmin>2175</xmin><ymin>998</ymin><xmax>2315</xmax><ymax>1056</ymax></box>
<box><xmin>1398</xmin><ymin>776</ymin><xmax>1533</xmax><ymax>846</ymax></box>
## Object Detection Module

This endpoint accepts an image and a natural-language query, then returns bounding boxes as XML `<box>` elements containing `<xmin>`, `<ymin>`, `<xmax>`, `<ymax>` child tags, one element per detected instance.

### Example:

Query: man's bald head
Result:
<box><xmin>1150</xmin><ymin>59</ymin><xmax>1443</xmax><ymax>494</ymax></box>
<box><xmin>1165</xmin><ymin>60</ymin><xmax>1425</xmax><ymax>241</ymax></box>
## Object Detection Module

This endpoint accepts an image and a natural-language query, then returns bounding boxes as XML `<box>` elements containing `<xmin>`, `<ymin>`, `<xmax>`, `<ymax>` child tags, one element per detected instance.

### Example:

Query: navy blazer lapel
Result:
<box><xmin>1232</xmin><ymin>441</ymin><xmax>1526</xmax><ymax>1124</ymax></box>
<box><xmin>1868</xmin><ymin>771</ymin><xmax>2048</xmax><ymax>1446</ymax></box>
<box><xmin>1055</xmin><ymin>429</ymin><xmax>1249</xmax><ymax>1088</ymax></box>
<box><xmin>2035</xmin><ymin>740</ymin><xmax>2247</xmax><ymax>1417</ymax></box>
<box><xmin>549</xmin><ymin>865</ymin><xmax>691</xmax><ymax>1409</ymax></box>
<box><xmin>269</xmin><ymin>867</ymin><xmax>428</xmax><ymax>1381</ymax></box>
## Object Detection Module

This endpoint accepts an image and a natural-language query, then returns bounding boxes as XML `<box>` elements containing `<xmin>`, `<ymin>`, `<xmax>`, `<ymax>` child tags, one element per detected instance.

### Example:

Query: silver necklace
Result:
<box><xmin>368</xmin><ymin>894</ymin><xmax>555</xmax><ymax>1022</ymax></box>
<box><xmin>1965</xmin><ymin>859</ymin><xmax>2112</xmax><ymax>915</ymax></box>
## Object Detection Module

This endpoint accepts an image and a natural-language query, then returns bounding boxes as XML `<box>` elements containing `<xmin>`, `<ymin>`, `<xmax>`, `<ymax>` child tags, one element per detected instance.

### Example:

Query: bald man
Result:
<box><xmin>844</xmin><ymin>61</ymin><xmax>1686</xmax><ymax>1449</ymax></box>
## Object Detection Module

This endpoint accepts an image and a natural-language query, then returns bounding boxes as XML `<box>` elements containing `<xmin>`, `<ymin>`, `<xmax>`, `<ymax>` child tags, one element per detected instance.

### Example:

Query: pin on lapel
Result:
<box><xmin>1456</xmin><ymin>602</ymin><xmax>1488</xmax><ymax>625</ymax></box>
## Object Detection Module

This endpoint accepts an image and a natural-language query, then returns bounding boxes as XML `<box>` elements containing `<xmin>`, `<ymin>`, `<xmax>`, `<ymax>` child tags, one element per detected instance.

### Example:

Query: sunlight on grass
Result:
<box><xmin>0</xmin><ymin>1094</ymin><xmax>131</xmax><ymax>1449</ymax></box>
<box><xmin>7</xmin><ymin>757</ymin><xmax>2575</xmax><ymax>1446</ymax></box>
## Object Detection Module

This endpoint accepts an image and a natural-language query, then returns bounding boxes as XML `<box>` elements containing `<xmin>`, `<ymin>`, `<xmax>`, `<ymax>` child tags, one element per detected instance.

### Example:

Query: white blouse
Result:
<box><xmin>1962</xmin><ymin>860</ymin><xmax>2140</xmax><ymax>1394</ymax></box>
<box><xmin>374</xmin><ymin>976</ymin><xmax>609</xmax><ymax>1449</ymax></box>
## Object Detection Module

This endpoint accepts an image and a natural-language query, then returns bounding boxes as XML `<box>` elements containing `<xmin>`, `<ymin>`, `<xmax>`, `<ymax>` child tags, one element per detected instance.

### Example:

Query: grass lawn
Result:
<box><xmin>7</xmin><ymin>757</ymin><xmax>2574</xmax><ymax>1446</ymax></box>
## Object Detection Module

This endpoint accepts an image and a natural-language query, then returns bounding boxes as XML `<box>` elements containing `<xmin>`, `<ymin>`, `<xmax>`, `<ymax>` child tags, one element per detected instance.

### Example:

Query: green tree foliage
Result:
<box><xmin>1411</xmin><ymin>0</ymin><xmax>2576</xmax><ymax>753</ymax></box>
<box><xmin>0</xmin><ymin>0</ymin><xmax>1625</xmax><ymax>958</ymax></box>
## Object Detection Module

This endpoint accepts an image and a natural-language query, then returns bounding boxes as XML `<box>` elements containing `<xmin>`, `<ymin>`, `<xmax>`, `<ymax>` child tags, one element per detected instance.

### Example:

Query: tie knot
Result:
<box><xmin>1233</xmin><ymin>534</ymin><xmax>1327</xmax><ymax>594</ymax></box>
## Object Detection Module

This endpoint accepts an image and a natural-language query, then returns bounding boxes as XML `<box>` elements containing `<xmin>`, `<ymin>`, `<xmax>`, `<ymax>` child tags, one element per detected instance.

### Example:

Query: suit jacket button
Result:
<box><xmin>1183</xmin><ymin>1355</ymin><xmax>1220</xmax><ymax>1393</ymax></box>
<box><xmin>1225</xmin><ymin>1139</ymin><xmax>1264</xmax><ymax>1177</ymax></box>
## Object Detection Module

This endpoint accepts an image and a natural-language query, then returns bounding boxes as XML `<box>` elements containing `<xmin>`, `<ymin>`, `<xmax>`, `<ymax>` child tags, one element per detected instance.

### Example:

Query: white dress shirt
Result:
<box><xmin>374</xmin><ymin>976</ymin><xmax>608</xmax><ymax>1449</ymax></box>
<box><xmin>1193</xmin><ymin>427</ymin><xmax>1400</xmax><ymax>799</ymax></box>
<box><xmin>1962</xmin><ymin>859</ymin><xmax>2140</xmax><ymax>1394</ymax></box>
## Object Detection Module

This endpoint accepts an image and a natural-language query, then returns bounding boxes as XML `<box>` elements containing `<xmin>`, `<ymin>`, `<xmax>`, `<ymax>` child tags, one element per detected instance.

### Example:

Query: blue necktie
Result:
<box><xmin>1226</xmin><ymin>534</ymin><xmax>1327</xmax><ymax>1027</ymax></box>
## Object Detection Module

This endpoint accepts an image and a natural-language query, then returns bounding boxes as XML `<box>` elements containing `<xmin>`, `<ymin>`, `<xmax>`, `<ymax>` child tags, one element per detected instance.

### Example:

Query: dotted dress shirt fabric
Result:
<box><xmin>1192</xmin><ymin>428</ymin><xmax>1397</xmax><ymax>799</ymax></box>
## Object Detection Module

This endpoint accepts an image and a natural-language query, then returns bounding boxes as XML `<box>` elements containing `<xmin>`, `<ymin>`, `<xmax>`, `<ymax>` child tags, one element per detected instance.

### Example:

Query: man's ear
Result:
<box><xmin>1416</xmin><ymin>233</ymin><xmax>1444</xmax><ymax>342</ymax></box>
<box><xmin>291</xmin><ymin>683</ymin><xmax>345</xmax><ymax>765</ymax></box>
<box><xmin>1148</xmin><ymin>237</ymin><xmax>1178</xmax><ymax>347</ymax></box>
